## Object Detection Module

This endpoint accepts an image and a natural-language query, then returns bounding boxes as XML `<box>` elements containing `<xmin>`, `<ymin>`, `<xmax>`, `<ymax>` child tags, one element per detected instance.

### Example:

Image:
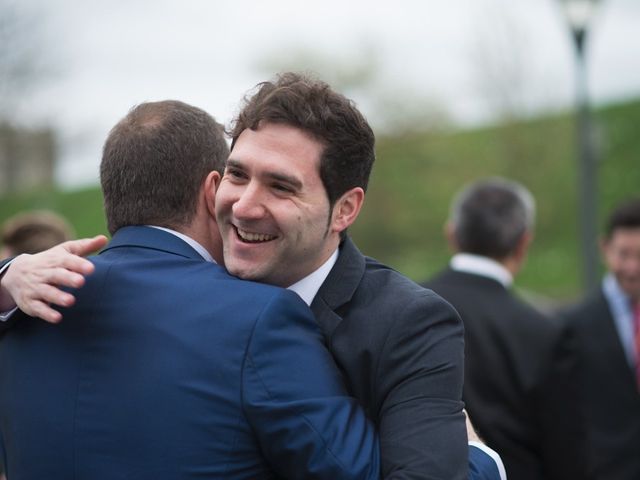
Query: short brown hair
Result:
<box><xmin>1</xmin><ymin>210</ymin><xmax>74</xmax><ymax>255</ymax></box>
<box><xmin>229</xmin><ymin>72</ymin><xmax>375</xmax><ymax>208</ymax></box>
<box><xmin>101</xmin><ymin>100</ymin><xmax>228</xmax><ymax>234</ymax></box>
<box><xmin>605</xmin><ymin>198</ymin><xmax>640</xmax><ymax>238</ymax></box>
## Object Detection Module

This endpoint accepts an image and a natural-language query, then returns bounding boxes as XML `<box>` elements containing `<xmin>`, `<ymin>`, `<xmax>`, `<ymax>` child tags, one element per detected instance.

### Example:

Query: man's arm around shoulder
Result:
<box><xmin>243</xmin><ymin>289</ymin><xmax>379</xmax><ymax>479</ymax></box>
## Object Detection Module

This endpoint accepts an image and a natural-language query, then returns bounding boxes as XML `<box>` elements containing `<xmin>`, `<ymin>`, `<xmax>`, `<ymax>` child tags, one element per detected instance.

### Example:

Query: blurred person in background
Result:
<box><xmin>0</xmin><ymin>210</ymin><xmax>75</xmax><ymax>259</ymax></box>
<box><xmin>559</xmin><ymin>198</ymin><xmax>640</xmax><ymax>480</ymax></box>
<box><xmin>423</xmin><ymin>177</ymin><xmax>590</xmax><ymax>480</ymax></box>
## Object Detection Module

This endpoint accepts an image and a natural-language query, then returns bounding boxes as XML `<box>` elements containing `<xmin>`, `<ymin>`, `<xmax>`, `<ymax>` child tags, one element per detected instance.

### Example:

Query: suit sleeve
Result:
<box><xmin>376</xmin><ymin>291</ymin><xmax>468</xmax><ymax>480</ymax></box>
<box><xmin>0</xmin><ymin>258</ymin><xmax>18</xmax><ymax>332</ymax></box>
<box><xmin>242</xmin><ymin>289</ymin><xmax>380</xmax><ymax>480</ymax></box>
<box><xmin>468</xmin><ymin>444</ymin><xmax>506</xmax><ymax>480</ymax></box>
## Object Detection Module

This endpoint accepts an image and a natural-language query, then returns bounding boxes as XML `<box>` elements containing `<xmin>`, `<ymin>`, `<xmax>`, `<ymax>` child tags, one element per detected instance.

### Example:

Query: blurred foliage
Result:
<box><xmin>352</xmin><ymin>97</ymin><xmax>640</xmax><ymax>301</ymax></box>
<box><xmin>1</xmin><ymin>98</ymin><xmax>639</xmax><ymax>301</ymax></box>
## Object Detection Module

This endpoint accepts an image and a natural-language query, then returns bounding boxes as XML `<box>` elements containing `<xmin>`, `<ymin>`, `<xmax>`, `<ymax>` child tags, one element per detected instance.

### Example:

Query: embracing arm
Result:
<box><xmin>376</xmin><ymin>291</ymin><xmax>468</xmax><ymax>479</ymax></box>
<box><xmin>375</xmin><ymin>292</ymin><xmax>505</xmax><ymax>480</ymax></box>
<box><xmin>243</xmin><ymin>290</ymin><xmax>379</xmax><ymax>480</ymax></box>
<box><xmin>0</xmin><ymin>236</ymin><xmax>107</xmax><ymax>323</ymax></box>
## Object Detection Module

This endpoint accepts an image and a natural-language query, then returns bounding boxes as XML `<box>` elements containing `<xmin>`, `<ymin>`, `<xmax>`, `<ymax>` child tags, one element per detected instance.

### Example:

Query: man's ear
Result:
<box><xmin>511</xmin><ymin>231</ymin><xmax>533</xmax><ymax>267</ymax></box>
<box><xmin>203</xmin><ymin>171</ymin><xmax>221</xmax><ymax>217</ymax></box>
<box><xmin>330</xmin><ymin>187</ymin><xmax>365</xmax><ymax>234</ymax></box>
<box><xmin>444</xmin><ymin>222</ymin><xmax>458</xmax><ymax>252</ymax></box>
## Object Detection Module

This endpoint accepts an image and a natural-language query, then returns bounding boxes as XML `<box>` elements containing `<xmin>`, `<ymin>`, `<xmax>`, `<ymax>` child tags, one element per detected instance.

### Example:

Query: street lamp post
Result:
<box><xmin>558</xmin><ymin>0</ymin><xmax>600</xmax><ymax>291</ymax></box>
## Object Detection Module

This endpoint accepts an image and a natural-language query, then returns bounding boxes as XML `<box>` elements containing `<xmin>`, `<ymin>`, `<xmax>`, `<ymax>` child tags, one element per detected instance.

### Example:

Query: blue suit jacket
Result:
<box><xmin>0</xmin><ymin>226</ymin><xmax>379</xmax><ymax>479</ymax></box>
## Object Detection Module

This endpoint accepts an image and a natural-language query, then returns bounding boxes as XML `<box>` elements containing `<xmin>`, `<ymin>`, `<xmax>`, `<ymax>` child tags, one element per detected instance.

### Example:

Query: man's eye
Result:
<box><xmin>226</xmin><ymin>169</ymin><xmax>246</xmax><ymax>180</ymax></box>
<box><xmin>273</xmin><ymin>184</ymin><xmax>294</xmax><ymax>194</ymax></box>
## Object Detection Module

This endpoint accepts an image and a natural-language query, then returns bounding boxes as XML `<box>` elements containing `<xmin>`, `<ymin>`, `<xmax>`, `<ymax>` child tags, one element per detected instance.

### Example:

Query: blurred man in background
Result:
<box><xmin>0</xmin><ymin>210</ymin><xmax>74</xmax><ymax>258</ymax></box>
<box><xmin>424</xmin><ymin>177</ymin><xmax>589</xmax><ymax>480</ymax></box>
<box><xmin>560</xmin><ymin>198</ymin><xmax>640</xmax><ymax>480</ymax></box>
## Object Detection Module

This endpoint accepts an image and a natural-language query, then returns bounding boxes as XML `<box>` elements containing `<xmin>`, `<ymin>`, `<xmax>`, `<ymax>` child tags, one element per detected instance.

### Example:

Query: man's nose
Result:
<box><xmin>232</xmin><ymin>183</ymin><xmax>266</xmax><ymax>220</ymax></box>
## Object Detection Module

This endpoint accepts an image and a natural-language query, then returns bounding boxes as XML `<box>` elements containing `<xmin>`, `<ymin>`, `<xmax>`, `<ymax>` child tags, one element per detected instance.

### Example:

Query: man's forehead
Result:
<box><xmin>607</xmin><ymin>228</ymin><xmax>640</xmax><ymax>248</ymax></box>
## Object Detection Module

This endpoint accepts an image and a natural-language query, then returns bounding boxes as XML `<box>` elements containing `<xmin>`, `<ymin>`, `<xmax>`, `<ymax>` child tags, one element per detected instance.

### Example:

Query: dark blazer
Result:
<box><xmin>560</xmin><ymin>289</ymin><xmax>640</xmax><ymax>480</ymax></box>
<box><xmin>311</xmin><ymin>239</ymin><xmax>469</xmax><ymax>479</ymax></box>
<box><xmin>0</xmin><ymin>226</ymin><xmax>379</xmax><ymax>479</ymax></box>
<box><xmin>425</xmin><ymin>268</ymin><xmax>588</xmax><ymax>480</ymax></box>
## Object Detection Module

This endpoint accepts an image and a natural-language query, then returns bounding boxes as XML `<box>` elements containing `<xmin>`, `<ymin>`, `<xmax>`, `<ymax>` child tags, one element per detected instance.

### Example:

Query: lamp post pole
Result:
<box><xmin>560</xmin><ymin>0</ymin><xmax>600</xmax><ymax>291</ymax></box>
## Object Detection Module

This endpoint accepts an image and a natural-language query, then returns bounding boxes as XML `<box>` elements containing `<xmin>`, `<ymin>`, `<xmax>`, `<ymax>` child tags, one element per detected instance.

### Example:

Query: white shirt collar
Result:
<box><xmin>147</xmin><ymin>226</ymin><xmax>215</xmax><ymax>263</ymax></box>
<box><xmin>287</xmin><ymin>248</ymin><xmax>339</xmax><ymax>306</ymax></box>
<box><xmin>450</xmin><ymin>253</ymin><xmax>513</xmax><ymax>287</ymax></box>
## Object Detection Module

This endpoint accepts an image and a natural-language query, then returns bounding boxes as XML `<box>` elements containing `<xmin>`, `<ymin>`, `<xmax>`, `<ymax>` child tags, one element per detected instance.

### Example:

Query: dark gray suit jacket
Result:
<box><xmin>561</xmin><ymin>289</ymin><xmax>640</xmax><ymax>480</ymax></box>
<box><xmin>426</xmin><ymin>268</ymin><xmax>589</xmax><ymax>480</ymax></box>
<box><xmin>311</xmin><ymin>239</ymin><xmax>468</xmax><ymax>479</ymax></box>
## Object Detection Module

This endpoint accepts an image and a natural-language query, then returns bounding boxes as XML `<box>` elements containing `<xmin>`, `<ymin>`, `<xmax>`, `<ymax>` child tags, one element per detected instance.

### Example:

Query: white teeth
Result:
<box><xmin>236</xmin><ymin>228</ymin><xmax>276</xmax><ymax>243</ymax></box>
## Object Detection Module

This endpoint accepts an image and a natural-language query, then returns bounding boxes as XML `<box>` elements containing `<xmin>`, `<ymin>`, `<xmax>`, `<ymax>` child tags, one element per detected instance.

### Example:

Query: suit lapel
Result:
<box><xmin>592</xmin><ymin>291</ymin><xmax>638</xmax><ymax>381</ymax></box>
<box><xmin>101</xmin><ymin>226</ymin><xmax>206</xmax><ymax>262</ymax></box>
<box><xmin>311</xmin><ymin>237</ymin><xmax>365</xmax><ymax>338</ymax></box>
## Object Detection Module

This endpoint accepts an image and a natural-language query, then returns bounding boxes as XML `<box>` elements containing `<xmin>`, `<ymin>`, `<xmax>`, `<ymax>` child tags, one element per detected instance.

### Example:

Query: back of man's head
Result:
<box><xmin>449</xmin><ymin>177</ymin><xmax>535</xmax><ymax>260</ymax></box>
<box><xmin>101</xmin><ymin>100</ymin><xmax>228</xmax><ymax>235</ymax></box>
<box><xmin>229</xmin><ymin>71</ymin><xmax>375</xmax><ymax>208</ymax></box>
<box><xmin>0</xmin><ymin>210</ymin><xmax>74</xmax><ymax>257</ymax></box>
<box><xmin>604</xmin><ymin>197</ymin><xmax>640</xmax><ymax>239</ymax></box>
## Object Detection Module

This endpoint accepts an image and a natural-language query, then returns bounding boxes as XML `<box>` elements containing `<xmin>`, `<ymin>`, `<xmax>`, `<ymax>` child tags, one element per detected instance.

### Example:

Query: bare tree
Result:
<box><xmin>468</xmin><ymin>2</ymin><xmax>538</xmax><ymax>122</ymax></box>
<box><xmin>254</xmin><ymin>41</ymin><xmax>451</xmax><ymax>135</ymax></box>
<box><xmin>0</xmin><ymin>0</ymin><xmax>49</xmax><ymax>121</ymax></box>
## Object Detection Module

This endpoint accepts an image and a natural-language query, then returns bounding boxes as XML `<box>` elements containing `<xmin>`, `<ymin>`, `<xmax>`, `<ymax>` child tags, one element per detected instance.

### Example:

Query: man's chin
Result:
<box><xmin>225</xmin><ymin>262</ymin><xmax>265</xmax><ymax>282</ymax></box>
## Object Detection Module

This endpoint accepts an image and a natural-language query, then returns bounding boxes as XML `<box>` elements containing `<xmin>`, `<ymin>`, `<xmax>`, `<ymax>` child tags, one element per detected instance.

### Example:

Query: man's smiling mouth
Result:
<box><xmin>236</xmin><ymin>227</ymin><xmax>277</xmax><ymax>243</ymax></box>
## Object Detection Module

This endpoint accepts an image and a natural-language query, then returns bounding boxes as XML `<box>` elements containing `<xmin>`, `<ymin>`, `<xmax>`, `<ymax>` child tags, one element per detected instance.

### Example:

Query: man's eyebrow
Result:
<box><xmin>225</xmin><ymin>159</ymin><xmax>244</xmax><ymax>170</ymax></box>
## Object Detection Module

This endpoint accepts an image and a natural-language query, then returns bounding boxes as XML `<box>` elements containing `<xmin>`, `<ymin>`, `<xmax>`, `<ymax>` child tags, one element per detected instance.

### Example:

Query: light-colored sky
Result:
<box><xmin>9</xmin><ymin>0</ymin><xmax>640</xmax><ymax>188</ymax></box>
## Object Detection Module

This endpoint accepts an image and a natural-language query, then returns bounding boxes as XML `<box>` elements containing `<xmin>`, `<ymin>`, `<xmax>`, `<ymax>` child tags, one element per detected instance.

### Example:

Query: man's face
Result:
<box><xmin>215</xmin><ymin>123</ymin><xmax>341</xmax><ymax>287</ymax></box>
<box><xmin>602</xmin><ymin>227</ymin><xmax>640</xmax><ymax>301</ymax></box>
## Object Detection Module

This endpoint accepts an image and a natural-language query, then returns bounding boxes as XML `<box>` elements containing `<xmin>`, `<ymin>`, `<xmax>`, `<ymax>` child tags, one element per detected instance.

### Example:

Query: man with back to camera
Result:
<box><xmin>424</xmin><ymin>177</ymin><xmax>589</xmax><ymax>480</ymax></box>
<box><xmin>0</xmin><ymin>73</ymin><xmax>506</xmax><ymax>479</ymax></box>
<box><xmin>0</xmin><ymin>99</ymin><xmax>380</xmax><ymax>479</ymax></box>
<box><xmin>560</xmin><ymin>198</ymin><xmax>640</xmax><ymax>480</ymax></box>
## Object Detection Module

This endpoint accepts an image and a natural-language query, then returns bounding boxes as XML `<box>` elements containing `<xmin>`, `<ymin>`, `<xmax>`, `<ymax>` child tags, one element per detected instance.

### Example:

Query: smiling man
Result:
<box><xmin>560</xmin><ymin>197</ymin><xmax>640</xmax><ymax>480</ymax></box>
<box><xmin>212</xmin><ymin>73</ymin><xmax>478</xmax><ymax>479</ymax></box>
<box><xmin>0</xmin><ymin>73</ymin><xmax>505</xmax><ymax>479</ymax></box>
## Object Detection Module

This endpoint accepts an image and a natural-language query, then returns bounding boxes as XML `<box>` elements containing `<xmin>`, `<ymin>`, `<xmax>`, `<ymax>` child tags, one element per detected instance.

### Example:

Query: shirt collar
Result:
<box><xmin>450</xmin><ymin>253</ymin><xmax>513</xmax><ymax>287</ymax></box>
<box><xmin>287</xmin><ymin>248</ymin><xmax>339</xmax><ymax>306</ymax></box>
<box><xmin>147</xmin><ymin>226</ymin><xmax>215</xmax><ymax>263</ymax></box>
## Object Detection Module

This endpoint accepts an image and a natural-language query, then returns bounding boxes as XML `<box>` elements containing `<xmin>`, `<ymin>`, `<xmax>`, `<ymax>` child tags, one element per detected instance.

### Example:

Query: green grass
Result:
<box><xmin>0</xmin><ymin>187</ymin><xmax>107</xmax><ymax>239</ymax></box>
<box><xmin>2</xmin><ymin>98</ymin><xmax>639</xmax><ymax>301</ymax></box>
